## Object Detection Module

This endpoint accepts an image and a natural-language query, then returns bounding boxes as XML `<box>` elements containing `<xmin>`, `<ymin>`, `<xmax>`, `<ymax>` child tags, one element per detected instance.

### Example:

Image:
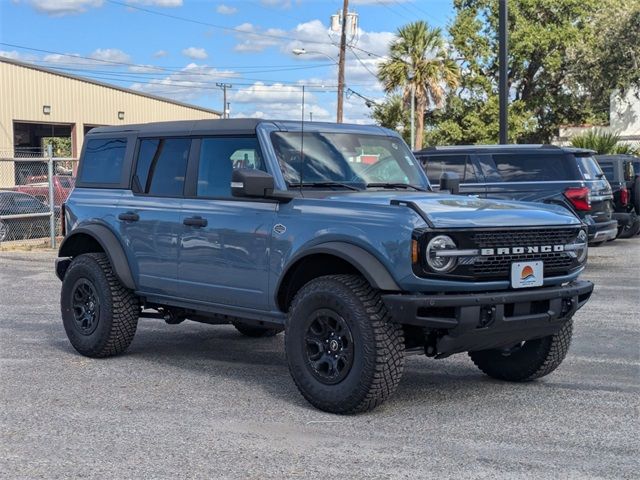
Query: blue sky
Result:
<box><xmin>0</xmin><ymin>0</ymin><xmax>453</xmax><ymax>122</ymax></box>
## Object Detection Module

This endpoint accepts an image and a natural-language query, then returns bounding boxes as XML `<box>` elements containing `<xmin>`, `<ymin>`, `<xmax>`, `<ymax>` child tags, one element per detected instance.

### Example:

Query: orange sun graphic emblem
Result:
<box><xmin>521</xmin><ymin>265</ymin><xmax>535</xmax><ymax>281</ymax></box>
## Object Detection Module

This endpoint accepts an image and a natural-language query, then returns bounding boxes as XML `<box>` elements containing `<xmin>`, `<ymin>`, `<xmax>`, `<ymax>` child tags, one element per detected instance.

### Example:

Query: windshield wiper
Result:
<box><xmin>366</xmin><ymin>182</ymin><xmax>425</xmax><ymax>191</ymax></box>
<box><xmin>292</xmin><ymin>182</ymin><xmax>363</xmax><ymax>191</ymax></box>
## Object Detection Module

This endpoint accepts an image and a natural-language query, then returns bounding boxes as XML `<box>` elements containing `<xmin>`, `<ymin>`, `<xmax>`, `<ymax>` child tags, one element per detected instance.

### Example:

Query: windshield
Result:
<box><xmin>270</xmin><ymin>131</ymin><xmax>428</xmax><ymax>190</ymax></box>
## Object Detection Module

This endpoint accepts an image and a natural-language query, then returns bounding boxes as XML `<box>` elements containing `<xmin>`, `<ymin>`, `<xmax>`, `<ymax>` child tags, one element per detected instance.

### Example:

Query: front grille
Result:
<box><xmin>472</xmin><ymin>228</ymin><xmax>578</xmax><ymax>249</ymax></box>
<box><xmin>471</xmin><ymin>252</ymin><xmax>573</xmax><ymax>276</ymax></box>
<box><xmin>470</xmin><ymin>227</ymin><xmax>579</xmax><ymax>278</ymax></box>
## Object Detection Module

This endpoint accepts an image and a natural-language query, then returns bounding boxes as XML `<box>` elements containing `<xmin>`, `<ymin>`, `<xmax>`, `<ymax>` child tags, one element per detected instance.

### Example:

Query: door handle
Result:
<box><xmin>183</xmin><ymin>216</ymin><xmax>208</xmax><ymax>228</ymax></box>
<box><xmin>118</xmin><ymin>212</ymin><xmax>139</xmax><ymax>222</ymax></box>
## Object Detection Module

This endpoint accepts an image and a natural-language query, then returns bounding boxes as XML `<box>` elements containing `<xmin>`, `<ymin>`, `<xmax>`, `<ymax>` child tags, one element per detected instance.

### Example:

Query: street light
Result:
<box><xmin>292</xmin><ymin>48</ymin><xmax>338</xmax><ymax>64</ymax></box>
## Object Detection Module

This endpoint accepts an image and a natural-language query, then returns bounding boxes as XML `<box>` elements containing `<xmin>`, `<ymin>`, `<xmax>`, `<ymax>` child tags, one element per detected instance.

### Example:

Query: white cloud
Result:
<box><xmin>232</xmin><ymin>23</ymin><xmax>286</xmax><ymax>52</ymax></box>
<box><xmin>129</xmin><ymin>63</ymin><xmax>238</xmax><ymax>102</ymax></box>
<box><xmin>259</xmin><ymin>0</ymin><xmax>291</xmax><ymax>8</ymax></box>
<box><xmin>128</xmin><ymin>64</ymin><xmax>164</xmax><ymax>73</ymax></box>
<box><xmin>182</xmin><ymin>47</ymin><xmax>208</xmax><ymax>60</ymax></box>
<box><xmin>42</xmin><ymin>48</ymin><xmax>132</xmax><ymax>68</ymax></box>
<box><xmin>24</xmin><ymin>0</ymin><xmax>181</xmax><ymax>16</ymax></box>
<box><xmin>0</xmin><ymin>50</ymin><xmax>38</xmax><ymax>61</ymax></box>
<box><xmin>153</xmin><ymin>50</ymin><xmax>169</xmax><ymax>58</ymax></box>
<box><xmin>27</xmin><ymin>0</ymin><xmax>103</xmax><ymax>16</ymax></box>
<box><xmin>232</xmin><ymin>82</ymin><xmax>316</xmax><ymax>104</ymax></box>
<box><xmin>216</xmin><ymin>4</ymin><xmax>237</xmax><ymax>15</ymax></box>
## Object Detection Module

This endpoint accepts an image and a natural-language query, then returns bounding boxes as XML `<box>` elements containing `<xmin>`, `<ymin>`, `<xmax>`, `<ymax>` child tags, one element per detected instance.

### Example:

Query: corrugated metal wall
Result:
<box><xmin>0</xmin><ymin>59</ymin><xmax>220</xmax><ymax>156</ymax></box>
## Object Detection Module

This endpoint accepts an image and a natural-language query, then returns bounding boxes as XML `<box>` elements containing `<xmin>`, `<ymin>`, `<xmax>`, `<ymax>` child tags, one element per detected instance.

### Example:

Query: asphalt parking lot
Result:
<box><xmin>1</xmin><ymin>241</ymin><xmax>638</xmax><ymax>479</ymax></box>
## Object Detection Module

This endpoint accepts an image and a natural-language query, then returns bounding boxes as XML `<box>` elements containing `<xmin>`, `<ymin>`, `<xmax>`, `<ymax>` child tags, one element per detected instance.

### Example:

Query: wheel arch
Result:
<box><xmin>275</xmin><ymin>242</ymin><xmax>401</xmax><ymax>312</ymax></box>
<box><xmin>57</xmin><ymin>224</ymin><xmax>136</xmax><ymax>290</ymax></box>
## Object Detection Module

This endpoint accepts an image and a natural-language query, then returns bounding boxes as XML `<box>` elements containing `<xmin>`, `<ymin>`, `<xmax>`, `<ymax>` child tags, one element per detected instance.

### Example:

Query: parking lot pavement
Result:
<box><xmin>1</xmin><ymin>241</ymin><xmax>638</xmax><ymax>480</ymax></box>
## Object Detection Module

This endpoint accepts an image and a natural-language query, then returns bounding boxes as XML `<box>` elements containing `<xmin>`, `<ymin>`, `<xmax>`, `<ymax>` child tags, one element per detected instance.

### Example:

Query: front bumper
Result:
<box><xmin>382</xmin><ymin>280</ymin><xmax>593</xmax><ymax>356</ymax></box>
<box><xmin>588</xmin><ymin>219</ymin><xmax>618</xmax><ymax>242</ymax></box>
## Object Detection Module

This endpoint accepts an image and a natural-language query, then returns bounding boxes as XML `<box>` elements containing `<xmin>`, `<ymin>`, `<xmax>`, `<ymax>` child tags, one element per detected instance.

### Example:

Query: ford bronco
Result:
<box><xmin>56</xmin><ymin>119</ymin><xmax>593</xmax><ymax>413</ymax></box>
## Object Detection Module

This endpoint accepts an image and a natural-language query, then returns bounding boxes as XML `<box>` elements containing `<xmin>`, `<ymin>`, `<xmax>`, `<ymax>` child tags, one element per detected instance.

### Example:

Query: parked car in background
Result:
<box><xmin>596</xmin><ymin>154</ymin><xmax>640</xmax><ymax>237</ymax></box>
<box><xmin>414</xmin><ymin>145</ymin><xmax>617</xmax><ymax>246</ymax></box>
<box><xmin>13</xmin><ymin>174</ymin><xmax>75</xmax><ymax>207</ymax></box>
<box><xmin>0</xmin><ymin>191</ymin><xmax>50</xmax><ymax>242</ymax></box>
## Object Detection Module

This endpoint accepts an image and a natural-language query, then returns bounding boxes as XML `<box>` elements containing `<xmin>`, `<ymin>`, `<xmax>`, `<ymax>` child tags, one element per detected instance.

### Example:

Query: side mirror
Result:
<box><xmin>439</xmin><ymin>171</ymin><xmax>460</xmax><ymax>194</ymax></box>
<box><xmin>231</xmin><ymin>169</ymin><xmax>294</xmax><ymax>202</ymax></box>
<box><xmin>231</xmin><ymin>169</ymin><xmax>275</xmax><ymax>198</ymax></box>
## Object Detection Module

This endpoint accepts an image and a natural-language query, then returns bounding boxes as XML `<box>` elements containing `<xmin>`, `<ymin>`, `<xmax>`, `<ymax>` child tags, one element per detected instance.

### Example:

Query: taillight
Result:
<box><xmin>620</xmin><ymin>186</ymin><xmax>629</xmax><ymax>206</ymax></box>
<box><xmin>564</xmin><ymin>187</ymin><xmax>591</xmax><ymax>211</ymax></box>
<box><xmin>61</xmin><ymin>203</ymin><xmax>66</xmax><ymax>237</ymax></box>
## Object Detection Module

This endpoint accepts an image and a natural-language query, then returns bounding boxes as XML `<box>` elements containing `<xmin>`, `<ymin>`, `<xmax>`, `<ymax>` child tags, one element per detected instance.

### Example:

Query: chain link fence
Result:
<box><xmin>0</xmin><ymin>151</ymin><xmax>78</xmax><ymax>249</ymax></box>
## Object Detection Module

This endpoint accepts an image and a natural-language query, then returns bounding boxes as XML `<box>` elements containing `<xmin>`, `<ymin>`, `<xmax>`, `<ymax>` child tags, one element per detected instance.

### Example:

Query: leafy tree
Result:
<box><xmin>377</xmin><ymin>21</ymin><xmax>459</xmax><ymax>150</ymax></box>
<box><xmin>369</xmin><ymin>94</ymin><xmax>410</xmax><ymax>142</ymax></box>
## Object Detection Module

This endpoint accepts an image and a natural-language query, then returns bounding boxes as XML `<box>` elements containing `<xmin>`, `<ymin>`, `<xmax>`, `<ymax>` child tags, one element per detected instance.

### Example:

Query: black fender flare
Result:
<box><xmin>277</xmin><ymin>241</ymin><xmax>401</xmax><ymax>294</ymax></box>
<box><xmin>58</xmin><ymin>224</ymin><xmax>136</xmax><ymax>290</ymax></box>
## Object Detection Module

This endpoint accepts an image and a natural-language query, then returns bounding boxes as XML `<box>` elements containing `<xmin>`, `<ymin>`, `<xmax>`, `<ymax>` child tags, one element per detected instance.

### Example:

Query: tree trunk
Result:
<box><xmin>415</xmin><ymin>104</ymin><xmax>425</xmax><ymax>150</ymax></box>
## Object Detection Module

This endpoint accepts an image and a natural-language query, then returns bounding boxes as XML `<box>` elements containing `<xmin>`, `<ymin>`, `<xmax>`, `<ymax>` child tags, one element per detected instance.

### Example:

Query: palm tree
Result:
<box><xmin>378</xmin><ymin>21</ymin><xmax>459</xmax><ymax>150</ymax></box>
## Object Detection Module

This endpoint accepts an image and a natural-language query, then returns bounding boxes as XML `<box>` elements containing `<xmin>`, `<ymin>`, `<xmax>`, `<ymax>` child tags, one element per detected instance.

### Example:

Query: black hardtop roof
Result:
<box><xmin>595</xmin><ymin>154</ymin><xmax>640</xmax><ymax>162</ymax></box>
<box><xmin>415</xmin><ymin>144</ymin><xmax>595</xmax><ymax>155</ymax></box>
<box><xmin>88</xmin><ymin>119</ymin><xmax>393</xmax><ymax>137</ymax></box>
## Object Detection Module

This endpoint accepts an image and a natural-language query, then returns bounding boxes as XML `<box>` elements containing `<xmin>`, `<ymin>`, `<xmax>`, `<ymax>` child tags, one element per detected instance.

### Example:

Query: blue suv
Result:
<box><xmin>56</xmin><ymin>120</ymin><xmax>593</xmax><ymax>413</ymax></box>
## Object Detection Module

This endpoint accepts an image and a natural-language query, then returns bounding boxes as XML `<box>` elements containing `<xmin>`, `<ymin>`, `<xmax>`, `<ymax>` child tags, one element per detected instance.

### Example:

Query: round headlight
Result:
<box><xmin>426</xmin><ymin>235</ymin><xmax>458</xmax><ymax>272</ymax></box>
<box><xmin>574</xmin><ymin>229</ymin><xmax>588</xmax><ymax>263</ymax></box>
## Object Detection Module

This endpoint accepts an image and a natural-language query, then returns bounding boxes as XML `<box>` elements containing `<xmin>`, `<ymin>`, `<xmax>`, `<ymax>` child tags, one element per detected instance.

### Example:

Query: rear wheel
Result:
<box><xmin>232</xmin><ymin>321</ymin><xmax>283</xmax><ymax>338</ymax></box>
<box><xmin>618</xmin><ymin>212</ymin><xmax>640</xmax><ymax>238</ymax></box>
<box><xmin>61</xmin><ymin>253</ymin><xmax>139</xmax><ymax>357</ymax></box>
<box><xmin>285</xmin><ymin>274</ymin><xmax>404</xmax><ymax>414</ymax></box>
<box><xmin>469</xmin><ymin>319</ymin><xmax>573</xmax><ymax>381</ymax></box>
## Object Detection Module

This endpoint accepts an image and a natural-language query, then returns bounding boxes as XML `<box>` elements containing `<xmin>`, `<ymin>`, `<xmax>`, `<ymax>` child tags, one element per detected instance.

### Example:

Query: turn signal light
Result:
<box><xmin>411</xmin><ymin>239</ymin><xmax>419</xmax><ymax>264</ymax></box>
<box><xmin>564</xmin><ymin>187</ymin><xmax>591</xmax><ymax>211</ymax></box>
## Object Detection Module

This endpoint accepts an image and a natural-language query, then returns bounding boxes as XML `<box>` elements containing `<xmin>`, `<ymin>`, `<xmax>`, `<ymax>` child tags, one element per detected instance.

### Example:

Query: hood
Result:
<box><xmin>323</xmin><ymin>192</ymin><xmax>582</xmax><ymax>228</ymax></box>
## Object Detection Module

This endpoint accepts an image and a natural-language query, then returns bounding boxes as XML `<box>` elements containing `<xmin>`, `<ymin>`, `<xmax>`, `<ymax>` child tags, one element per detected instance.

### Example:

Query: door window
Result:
<box><xmin>196</xmin><ymin>136</ymin><xmax>265</xmax><ymax>198</ymax></box>
<box><xmin>422</xmin><ymin>155</ymin><xmax>478</xmax><ymax>183</ymax></box>
<box><xmin>135</xmin><ymin>138</ymin><xmax>191</xmax><ymax>196</ymax></box>
<box><xmin>492</xmin><ymin>153</ymin><xmax>576</xmax><ymax>181</ymax></box>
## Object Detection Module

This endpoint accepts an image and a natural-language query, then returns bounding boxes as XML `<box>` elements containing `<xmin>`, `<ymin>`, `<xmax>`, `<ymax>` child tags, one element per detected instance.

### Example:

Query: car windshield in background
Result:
<box><xmin>576</xmin><ymin>156</ymin><xmax>605</xmax><ymax>181</ymax></box>
<box><xmin>270</xmin><ymin>132</ymin><xmax>427</xmax><ymax>190</ymax></box>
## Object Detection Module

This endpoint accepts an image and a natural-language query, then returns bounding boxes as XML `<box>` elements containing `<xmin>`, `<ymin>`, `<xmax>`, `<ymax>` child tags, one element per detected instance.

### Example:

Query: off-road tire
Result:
<box><xmin>618</xmin><ymin>213</ymin><xmax>640</xmax><ymax>239</ymax></box>
<box><xmin>285</xmin><ymin>274</ymin><xmax>405</xmax><ymax>414</ymax></box>
<box><xmin>469</xmin><ymin>319</ymin><xmax>573</xmax><ymax>382</ymax></box>
<box><xmin>61</xmin><ymin>253</ymin><xmax>139</xmax><ymax>358</ymax></box>
<box><xmin>232</xmin><ymin>321</ymin><xmax>283</xmax><ymax>338</ymax></box>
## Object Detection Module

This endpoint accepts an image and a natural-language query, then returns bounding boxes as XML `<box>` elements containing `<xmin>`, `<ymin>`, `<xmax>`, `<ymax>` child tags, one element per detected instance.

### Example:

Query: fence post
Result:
<box><xmin>47</xmin><ymin>146</ymin><xmax>56</xmax><ymax>249</ymax></box>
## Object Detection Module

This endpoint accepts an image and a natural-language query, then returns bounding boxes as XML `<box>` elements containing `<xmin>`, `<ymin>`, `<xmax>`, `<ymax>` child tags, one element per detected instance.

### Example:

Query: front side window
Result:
<box><xmin>80</xmin><ymin>138</ymin><xmax>127</xmax><ymax>184</ymax></box>
<box><xmin>492</xmin><ymin>153</ymin><xmax>577</xmax><ymax>182</ymax></box>
<box><xmin>270</xmin><ymin>132</ymin><xmax>426</xmax><ymax>189</ymax></box>
<box><xmin>422</xmin><ymin>155</ymin><xmax>478</xmax><ymax>184</ymax></box>
<box><xmin>135</xmin><ymin>138</ymin><xmax>190</xmax><ymax>196</ymax></box>
<box><xmin>197</xmin><ymin>136</ymin><xmax>265</xmax><ymax>197</ymax></box>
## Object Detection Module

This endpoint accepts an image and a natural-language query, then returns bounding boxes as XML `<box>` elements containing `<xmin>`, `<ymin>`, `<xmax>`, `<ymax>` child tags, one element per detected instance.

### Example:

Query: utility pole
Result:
<box><xmin>216</xmin><ymin>83</ymin><xmax>232</xmax><ymax>119</ymax></box>
<box><xmin>336</xmin><ymin>0</ymin><xmax>349</xmax><ymax>123</ymax></box>
<box><xmin>498</xmin><ymin>0</ymin><xmax>508</xmax><ymax>144</ymax></box>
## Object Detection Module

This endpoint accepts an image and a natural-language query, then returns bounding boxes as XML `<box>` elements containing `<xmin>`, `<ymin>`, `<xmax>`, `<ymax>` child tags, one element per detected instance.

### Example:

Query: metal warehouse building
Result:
<box><xmin>0</xmin><ymin>56</ymin><xmax>220</xmax><ymax>185</ymax></box>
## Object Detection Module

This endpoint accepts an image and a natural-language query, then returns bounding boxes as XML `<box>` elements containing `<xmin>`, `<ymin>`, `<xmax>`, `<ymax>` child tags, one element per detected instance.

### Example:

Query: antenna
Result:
<box><xmin>299</xmin><ymin>84</ymin><xmax>305</xmax><ymax>195</ymax></box>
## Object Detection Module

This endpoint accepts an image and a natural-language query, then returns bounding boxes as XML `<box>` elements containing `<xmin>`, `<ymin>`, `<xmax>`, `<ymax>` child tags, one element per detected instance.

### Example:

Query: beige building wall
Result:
<box><xmin>0</xmin><ymin>57</ymin><xmax>220</xmax><ymax>157</ymax></box>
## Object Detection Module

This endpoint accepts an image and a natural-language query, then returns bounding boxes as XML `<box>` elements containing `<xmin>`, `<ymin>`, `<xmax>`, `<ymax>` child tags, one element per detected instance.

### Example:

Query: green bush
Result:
<box><xmin>570</xmin><ymin>130</ymin><xmax>639</xmax><ymax>155</ymax></box>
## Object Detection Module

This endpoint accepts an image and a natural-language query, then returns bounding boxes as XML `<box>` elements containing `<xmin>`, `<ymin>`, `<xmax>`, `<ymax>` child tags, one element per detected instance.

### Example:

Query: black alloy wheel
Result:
<box><xmin>71</xmin><ymin>278</ymin><xmax>100</xmax><ymax>335</ymax></box>
<box><xmin>303</xmin><ymin>309</ymin><xmax>354</xmax><ymax>385</ymax></box>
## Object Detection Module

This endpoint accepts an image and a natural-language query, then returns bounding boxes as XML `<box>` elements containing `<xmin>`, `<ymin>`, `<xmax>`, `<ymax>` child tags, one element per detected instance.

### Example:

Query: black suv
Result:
<box><xmin>414</xmin><ymin>145</ymin><xmax>617</xmax><ymax>245</ymax></box>
<box><xmin>596</xmin><ymin>154</ymin><xmax>640</xmax><ymax>237</ymax></box>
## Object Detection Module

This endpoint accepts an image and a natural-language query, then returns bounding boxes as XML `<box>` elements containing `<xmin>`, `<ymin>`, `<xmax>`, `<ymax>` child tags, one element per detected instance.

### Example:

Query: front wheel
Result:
<box><xmin>469</xmin><ymin>319</ymin><xmax>573</xmax><ymax>382</ymax></box>
<box><xmin>285</xmin><ymin>274</ymin><xmax>405</xmax><ymax>414</ymax></box>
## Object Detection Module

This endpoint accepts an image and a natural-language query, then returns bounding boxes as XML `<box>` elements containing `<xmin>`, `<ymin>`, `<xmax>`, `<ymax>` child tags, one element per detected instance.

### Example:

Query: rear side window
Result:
<box><xmin>575</xmin><ymin>156</ymin><xmax>604</xmax><ymax>181</ymax></box>
<box><xmin>196</xmin><ymin>136</ymin><xmax>265</xmax><ymax>198</ymax></box>
<box><xmin>422</xmin><ymin>155</ymin><xmax>478</xmax><ymax>183</ymax></box>
<box><xmin>80</xmin><ymin>138</ymin><xmax>127</xmax><ymax>184</ymax></box>
<box><xmin>492</xmin><ymin>153</ymin><xmax>576</xmax><ymax>182</ymax></box>
<box><xmin>135</xmin><ymin>138</ymin><xmax>191</xmax><ymax>197</ymax></box>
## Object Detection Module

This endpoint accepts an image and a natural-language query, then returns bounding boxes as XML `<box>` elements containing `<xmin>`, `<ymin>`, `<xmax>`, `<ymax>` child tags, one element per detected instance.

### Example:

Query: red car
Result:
<box><xmin>13</xmin><ymin>175</ymin><xmax>75</xmax><ymax>207</ymax></box>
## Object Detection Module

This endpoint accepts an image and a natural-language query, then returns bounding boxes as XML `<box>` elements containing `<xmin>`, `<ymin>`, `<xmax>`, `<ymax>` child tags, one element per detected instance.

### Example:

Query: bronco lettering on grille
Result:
<box><xmin>480</xmin><ymin>245</ymin><xmax>565</xmax><ymax>256</ymax></box>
